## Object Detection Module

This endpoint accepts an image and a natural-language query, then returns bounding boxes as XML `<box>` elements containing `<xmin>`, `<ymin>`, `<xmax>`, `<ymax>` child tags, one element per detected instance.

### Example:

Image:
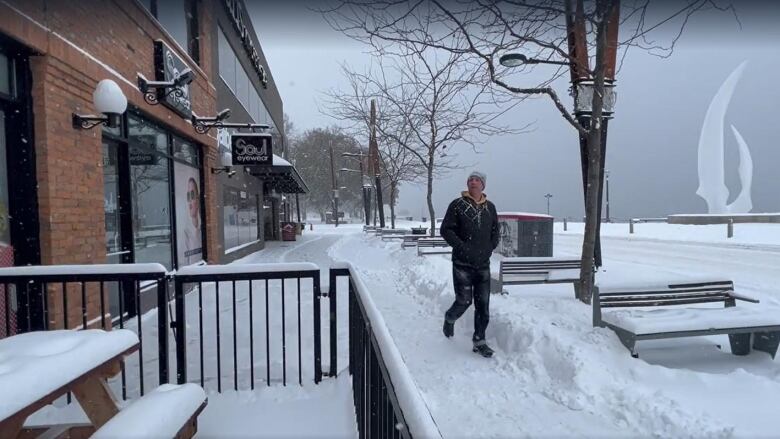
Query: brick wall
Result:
<box><xmin>0</xmin><ymin>0</ymin><xmax>222</xmax><ymax>325</ymax></box>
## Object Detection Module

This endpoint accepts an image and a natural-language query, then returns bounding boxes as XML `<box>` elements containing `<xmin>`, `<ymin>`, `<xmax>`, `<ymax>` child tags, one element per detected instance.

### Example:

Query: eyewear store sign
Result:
<box><xmin>154</xmin><ymin>40</ymin><xmax>192</xmax><ymax>118</ymax></box>
<box><xmin>231</xmin><ymin>133</ymin><xmax>272</xmax><ymax>165</ymax></box>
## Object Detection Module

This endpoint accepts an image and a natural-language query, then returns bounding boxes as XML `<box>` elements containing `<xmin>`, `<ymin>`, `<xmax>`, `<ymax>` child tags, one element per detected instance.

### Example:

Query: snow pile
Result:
<box><xmin>92</xmin><ymin>383</ymin><xmax>206</xmax><ymax>438</ymax></box>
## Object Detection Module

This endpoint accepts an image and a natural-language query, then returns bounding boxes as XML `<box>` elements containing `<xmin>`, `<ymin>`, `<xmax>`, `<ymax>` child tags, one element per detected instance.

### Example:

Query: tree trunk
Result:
<box><xmin>390</xmin><ymin>181</ymin><xmax>397</xmax><ymax>229</ymax></box>
<box><xmin>577</xmin><ymin>0</ymin><xmax>613</xmax><ymax>304</ymax></box>
<box><xmin>426</xmin><ymin>161</ymin><xmax>436</xmax><ymax>237</ymax></box>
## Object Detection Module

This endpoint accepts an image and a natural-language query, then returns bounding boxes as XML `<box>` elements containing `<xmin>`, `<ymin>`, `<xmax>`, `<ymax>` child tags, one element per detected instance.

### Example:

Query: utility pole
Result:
<box><xmin>545</xmin><ymin>193</ymin><xmax>553</xmax><ymax>216</ymax></box>
<box><xmin>329</xmin><ymin>142</ymin><xmax>339</xmax><ymax>227</ymax></box>
<box><xmin>368</xmin><ymin>99</ymin><xmax>385</xmax><ymax>228</ymax></box>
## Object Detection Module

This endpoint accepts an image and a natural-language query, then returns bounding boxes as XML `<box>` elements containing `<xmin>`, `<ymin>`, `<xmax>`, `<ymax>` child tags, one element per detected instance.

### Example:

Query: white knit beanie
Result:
<box><xmin>468</xmin><ymin>171</ymin><xmax>486</xmax><ymax>189</ymax></box>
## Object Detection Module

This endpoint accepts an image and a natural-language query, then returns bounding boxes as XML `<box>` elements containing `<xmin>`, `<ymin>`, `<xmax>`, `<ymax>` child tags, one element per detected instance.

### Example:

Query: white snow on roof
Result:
<box><xmin>91</xmin><ymin>383</ymin><xmax>206</xmax><ymax>439</ymax></box>
<box><xmin>0</xmin><ymin>329</ymin><xmax>139</xmax><ymax>421</ymax></box>
<box><xmin>0</xmin><ymin>263</ymin><xmax>167</xmax><ymax>277</ymax></box>
<box><xmin>273</xmin><ymin>154</ymin><xmax>292</xmax><ymax>167</ymax></box>
<box><xmin>176</xmin><ymin>263</ymin><xmax>319</xmax><ymax>277</ymax></box>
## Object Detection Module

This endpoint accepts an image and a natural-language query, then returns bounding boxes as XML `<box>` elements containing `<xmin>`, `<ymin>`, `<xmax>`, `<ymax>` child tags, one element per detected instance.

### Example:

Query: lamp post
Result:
<box><xmin>605</xmin><ymin>170</ymin><xmax>610</xmax><ymax>223</ymax></box>
<box><xmin>544</xmin><ymin>193</ymin><xmax>553</xmax><ymax>216</ymax></box>
<box><xmin>499</xmin><ymin>61</ymin><xmax>616</xmax><ymax>267</ymax></box>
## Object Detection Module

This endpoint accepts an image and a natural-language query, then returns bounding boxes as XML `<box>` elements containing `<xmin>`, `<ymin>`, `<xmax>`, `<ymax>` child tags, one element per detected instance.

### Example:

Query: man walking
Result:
<box><xmin>440</xmin><ymin>171</ymin><xmax>499</xmax><ymax>357</ymax></box>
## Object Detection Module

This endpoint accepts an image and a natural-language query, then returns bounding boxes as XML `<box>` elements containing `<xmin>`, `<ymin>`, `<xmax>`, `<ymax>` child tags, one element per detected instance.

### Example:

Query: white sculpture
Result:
<box><xmin>696</xmin><ymin>61</ymin><xmax>753</xmax><ymax>214</ymax></box>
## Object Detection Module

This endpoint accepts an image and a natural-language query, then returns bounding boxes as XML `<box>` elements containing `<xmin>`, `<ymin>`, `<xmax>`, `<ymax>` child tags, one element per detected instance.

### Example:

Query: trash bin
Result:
<box><xmin>297</xmin><ymin>223</ymin><xmax>305</xmax><ymax>235</ymax></box>
<box><xmin>497</xmin><ymin>212</ymin><xmax>553</xmax><ymax>257</ymax></box>
<box><xmin>282</xmin><ymin>222</ymin><xmax>297</xmax><ymax>241</ymax></box>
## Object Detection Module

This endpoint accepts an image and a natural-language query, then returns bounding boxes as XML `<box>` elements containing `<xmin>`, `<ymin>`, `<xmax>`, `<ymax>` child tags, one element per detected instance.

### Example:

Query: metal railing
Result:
<box><xmin>0</xmin><ymin>263</ymin><xmax>170</xmax><ymax>400</ymax></box>
<box><xmin>172</xmin><ymin>263</ymin><xmax>328</xmax><ymax>391</ymax></box>
<box><xmin>331</xmin><ymin>263</ymin><xmax>441</xmax><ymax>439</ymax></box>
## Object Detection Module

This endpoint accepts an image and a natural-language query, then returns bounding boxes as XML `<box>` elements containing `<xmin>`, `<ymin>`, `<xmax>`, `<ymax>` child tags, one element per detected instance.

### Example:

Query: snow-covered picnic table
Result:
<box><xmin>0</xmin><ymin>329</ymin><xmax>139</xmax><ymax>437</ymax></box>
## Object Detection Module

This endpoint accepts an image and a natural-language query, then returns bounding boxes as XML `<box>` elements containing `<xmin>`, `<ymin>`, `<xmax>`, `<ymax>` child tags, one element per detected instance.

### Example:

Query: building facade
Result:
<box><xmin>0</xmin><ymin>0</ymin><xmax>305</xmax><ymax>335</ymax></box>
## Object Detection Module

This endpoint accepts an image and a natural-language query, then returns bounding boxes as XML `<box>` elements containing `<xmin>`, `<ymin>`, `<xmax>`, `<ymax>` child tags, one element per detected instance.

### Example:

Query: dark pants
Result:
<box><xmin>445</xmin><ymin>264</ymin><xmax>490</xmax><ymax>343</ymax></box>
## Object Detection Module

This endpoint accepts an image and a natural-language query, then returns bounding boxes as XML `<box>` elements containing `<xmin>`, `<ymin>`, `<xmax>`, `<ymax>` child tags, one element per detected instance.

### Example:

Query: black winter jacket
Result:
<box><xmin>440</xmin><ymin>193</ymin><xmax>499</xmax><ymax>268</ymax></box>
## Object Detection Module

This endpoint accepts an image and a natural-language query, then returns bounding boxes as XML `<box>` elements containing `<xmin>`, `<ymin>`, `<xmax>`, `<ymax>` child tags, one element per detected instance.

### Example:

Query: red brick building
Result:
<box><xmin>0</xmin><ymin>0</ymin><xmax>306</xmax><ymax>334</ymax></box>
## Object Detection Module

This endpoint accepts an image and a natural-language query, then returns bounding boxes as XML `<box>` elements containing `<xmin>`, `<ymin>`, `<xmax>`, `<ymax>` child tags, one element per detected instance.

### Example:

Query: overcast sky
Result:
<box><xmin>248</xmin><ymin>2</ymin><xmax>780</xmax><ymax>220</ymax></box>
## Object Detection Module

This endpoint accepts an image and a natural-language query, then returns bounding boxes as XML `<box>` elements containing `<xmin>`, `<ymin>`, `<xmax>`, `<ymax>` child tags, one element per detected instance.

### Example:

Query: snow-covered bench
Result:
<box><xmin>363</xmin><ymin>225</ymin><xmax>378</xmax><ymax>233</ymax></box>
<box><xmin>593</xmin><ymin>279</ymin><xmax>780</xmax><ymax>358</ymax></box>
<box><xmin>92</xmin><ymin>383</ymin><xmax>207</xmax><ymax>439</ymax></box>
<box><xmin>492</xmin><ymin>257</ymin><xmax>581</xmax><ymax>294</ymax></box>
<box><xmin>379</xmin><ymin>228</ymin><xmax>411</xmax><ymax>240</ymax></box>
<box><xmin>417</xmin><ymin>237</ymin><xmax>451</xmax><ymax>256</ymax></box>
<box><xmin>401</xmin><ymin>235</ymin><xmax>425</xmax><ymax>248</ymax></box>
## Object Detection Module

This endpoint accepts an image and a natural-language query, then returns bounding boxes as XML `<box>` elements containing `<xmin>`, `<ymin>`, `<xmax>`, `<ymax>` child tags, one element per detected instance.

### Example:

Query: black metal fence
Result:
<box><xmin>172</xmin><ymin>263</ymin><xmax>331</xmax><ymax>391</ymax></box>
<box><xmin>0</xmin><ymin>263</ymin><xmax>169</xmax><ymax>400</ymax></box>
<box><xmin>331</xmin><ymin>266</ymin><xmax>441</xmax><ymax>439</ymax></box>
<box><xmin>0</xmin><ymin>262</ymin><xmax>440</xmax><ymax>437</ymax></box>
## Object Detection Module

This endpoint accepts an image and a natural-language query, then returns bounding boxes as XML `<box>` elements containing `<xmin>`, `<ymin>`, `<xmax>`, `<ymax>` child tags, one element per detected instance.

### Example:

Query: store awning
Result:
<box><xmin>248</xmin><ymin>154</ymin><xmax>309</xmax><ymax>194</ymax></box>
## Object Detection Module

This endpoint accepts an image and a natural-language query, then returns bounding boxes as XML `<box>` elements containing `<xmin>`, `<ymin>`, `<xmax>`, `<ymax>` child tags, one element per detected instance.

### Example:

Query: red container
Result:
<box><xmin>281</xmin><ymin>222</ymin><xmax>297</xmax><ymax>241</ymax></box>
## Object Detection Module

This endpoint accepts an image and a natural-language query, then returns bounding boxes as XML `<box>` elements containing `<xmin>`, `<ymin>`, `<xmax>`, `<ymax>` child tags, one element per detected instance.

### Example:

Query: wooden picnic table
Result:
<box><xmin>0</xmin><ymin>329</ymin><xmax>140</xmax><ymax>438</ymax></box>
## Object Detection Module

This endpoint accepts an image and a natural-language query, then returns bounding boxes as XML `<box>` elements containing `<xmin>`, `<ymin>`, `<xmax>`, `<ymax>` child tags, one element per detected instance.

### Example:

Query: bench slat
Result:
<box><xmin>601</xmin><ymin>296</ymin><xmax>732</xmax><ymax>308</ymax></box>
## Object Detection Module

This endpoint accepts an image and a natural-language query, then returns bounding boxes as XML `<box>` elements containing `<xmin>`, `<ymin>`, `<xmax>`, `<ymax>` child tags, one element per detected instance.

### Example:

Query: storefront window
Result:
<box><xmin>129</xmin><ymin>115</ymin><xmax>167</xmax><ymax>154</ymax></box>
<box><xmin>0</xmin><ymin>52</ymin><xmax>13</xmax><ymax>98</ymax></box>
<box><xmin>130</xmin><ymin>144</ymin><xmax>173</xmax><ymax>270</ymax></box>
<box><xmin>223</xmin><ymin>188</ymin><xmax>259</xmax><ymax>251</ymax></box>
<box><xmin>173</xmin><ymin>138</ymin><xmax>203</xmax><ymax>266</ymax></box>
<box><xmin>102</xmin><ymin>141</ymin><xmax>123</xmax><ymax>260</ymax></box>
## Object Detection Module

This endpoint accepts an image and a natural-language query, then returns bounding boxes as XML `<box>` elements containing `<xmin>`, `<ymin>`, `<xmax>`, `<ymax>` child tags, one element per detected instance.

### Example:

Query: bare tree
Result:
<box><xmin>324</xmin><ymin>47</ymin><xmax>523</xmax><ymax>235</ymax></box>
<box><xmin>323</xmin><ymin>63</ymin><xmax>427</xmax><ymax>228</ymax></box>
<box><xmin>323</xmin><ymin>0</ymin><xmax>735</xmax><ymax>300</ymax></box>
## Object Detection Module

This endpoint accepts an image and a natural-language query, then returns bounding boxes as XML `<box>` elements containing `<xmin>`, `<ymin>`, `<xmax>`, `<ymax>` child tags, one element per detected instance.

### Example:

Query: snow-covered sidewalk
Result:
<box><xmin>321</xmin><ymin>222</ymin><xmax>780</xmax><ymax>437</ymax></box>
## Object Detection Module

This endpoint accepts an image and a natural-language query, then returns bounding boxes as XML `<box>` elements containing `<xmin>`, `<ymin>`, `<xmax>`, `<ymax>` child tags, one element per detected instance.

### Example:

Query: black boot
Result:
<box><xmin>473</xmin><ymin>342</ymin><xmax>494</xmax><ymax>358</ymax></box>
<box><xmin>443</xmin><ymin>320</ymin><xmax>454</xmax><ymax>338</ymax></box>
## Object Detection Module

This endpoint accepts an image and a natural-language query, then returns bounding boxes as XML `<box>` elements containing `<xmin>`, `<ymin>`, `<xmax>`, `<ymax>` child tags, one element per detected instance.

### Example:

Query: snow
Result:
<box><xmin>13</xmin><ymin>221</ymin><xmax>780</xmax><ymax>437</ymax></box>
<box><xmin>498</xmin><ymin>211</ymin><xmax>553</xmax><ymax>218</ymax></box>
<box><xmin>602</xmin><ymin>306</ymin><xmax>780</xmax><ymax>335</ymax></box>
<box><xmin>175</xmin><ymin>262</ymin><xmax>318</xmax><ymax>276</ymax></box>
<box><xmin>91</xmin><ymin>384</ymin><xmax>206</xmax><ymax>439</ymax></box>
<box><xmin>273</xmin><ymin>154</ymin><xmax>292</xmax><ymax>167</ymax></box>
<box><xmin>0</xmin><ymin>329</ymin><xmax>138</xmax><ymax>421</ymax></box>
<box><xmin>558</xmin><ymin>221</ymin><xmax>780</xmax><ymax>249</ymax></box>
<box><xmin>0</xmin><ymin>263</ymin><xmax>167</xmax><ymax>277</ymax></box>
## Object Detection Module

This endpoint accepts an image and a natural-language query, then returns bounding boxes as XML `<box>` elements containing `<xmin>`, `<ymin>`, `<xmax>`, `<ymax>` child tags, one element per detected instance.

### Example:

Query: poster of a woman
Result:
<box><xmin>174</xmin><ymin>162</ymin><xmax>203</xmax><ymax>266</ymax></box>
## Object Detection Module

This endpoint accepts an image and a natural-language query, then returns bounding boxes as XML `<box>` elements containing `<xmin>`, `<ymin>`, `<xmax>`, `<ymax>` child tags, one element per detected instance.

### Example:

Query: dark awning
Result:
<box><xmin>248</xmin><ymin>154</ymin><xmax>309</xmax><ymax>194</ymax></box>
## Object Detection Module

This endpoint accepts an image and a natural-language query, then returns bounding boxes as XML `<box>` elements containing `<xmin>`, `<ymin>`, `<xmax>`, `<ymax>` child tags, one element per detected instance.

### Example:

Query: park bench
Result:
<box><xmin>378</xmin><ymin>228</ymin><xmax>411</xmax><ymax>241</ymax></box>
<box><xmin>417</xmin><ymin>237</ymin><xmax>451</xmax><ymax>256</ymax></box>
<box><xmin>401</xmin><ymin>235</ymin><xmax>426</xmax><ymax>248</ymax></box>
<box><xmin>92</xmin><ymin>383</ymin><xmax>207</xmax><ymax>439</ymax></box>
<box><xmin>363</xmin><ymin>225</ymin><xmax>378</xmax><ymax>233</ymax></box>
<box><xmin>593</xmin><ymin>279</ymin><xmax>780</xmax><ymax>358</ymax></box>
<box><xmin>492</xmin><ymin>257</ymin><xmax>581</xmax><ymax>294</ymax></box>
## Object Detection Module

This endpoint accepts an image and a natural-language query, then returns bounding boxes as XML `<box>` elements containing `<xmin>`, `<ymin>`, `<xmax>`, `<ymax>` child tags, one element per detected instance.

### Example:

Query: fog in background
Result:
<box><xmin>249</xmin><ymin>1</ymin><xmax>780</xmax><ymax>220</ymax></box>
